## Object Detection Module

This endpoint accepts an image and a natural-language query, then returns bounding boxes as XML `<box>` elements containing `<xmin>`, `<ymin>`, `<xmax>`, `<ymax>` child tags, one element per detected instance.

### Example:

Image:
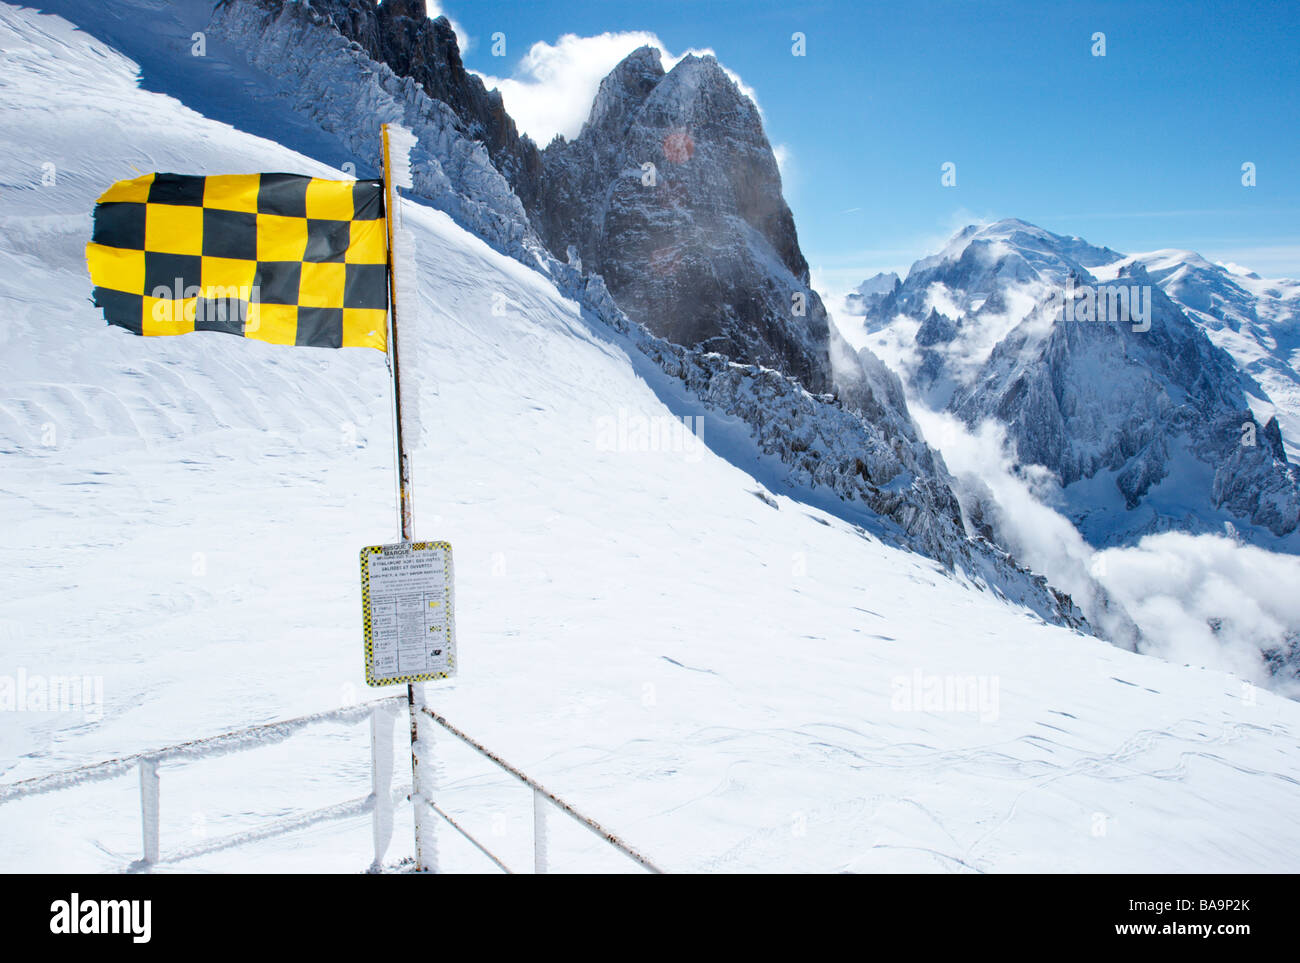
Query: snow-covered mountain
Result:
<box><xmin>1120</xmin><ymin>249</ymin><xmax>1300</xmax><ymax>461</ymax></box>
<box><xmin>850</xmin><ymin>219</ymin><xmax>1300</xmax><ymax>550</ymax></box>
<box><xmin>844</xmin><ymin>271</ymin><xmax>901</xmax><ymax>316</ymax></box>
<box><xmin>5</xmin><ymin>1</ymin><xmax>1300</xmax><ymax>873</ymax></box>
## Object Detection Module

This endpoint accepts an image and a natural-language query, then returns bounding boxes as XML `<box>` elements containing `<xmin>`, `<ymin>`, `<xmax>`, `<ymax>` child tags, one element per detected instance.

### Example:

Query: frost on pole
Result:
<box><xmin>360</xmin><ymin>541</ymin><xmax>456</xmax><ymax>686</ymax></box>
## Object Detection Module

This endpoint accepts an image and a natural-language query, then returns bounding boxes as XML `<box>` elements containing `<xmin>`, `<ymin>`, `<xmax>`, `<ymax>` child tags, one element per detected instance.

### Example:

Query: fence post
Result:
<box><xmin>409</xmin><ymin>683</ymin><xmax>437</xmax><ymax>872</ymax></box>
<box><xmin>533</xmin><ymin>788</ymin><xmax>549</xmax><ymax>874</ymax></box>
<box><xmin>139</xmin><ymin>757</ymin><xmax>159</xmax><ymax>868</ymax></box>
<box><xmin>369</xmin><ymin>703</ymin><xmax>396</xmax><ymax>872</ymax></box>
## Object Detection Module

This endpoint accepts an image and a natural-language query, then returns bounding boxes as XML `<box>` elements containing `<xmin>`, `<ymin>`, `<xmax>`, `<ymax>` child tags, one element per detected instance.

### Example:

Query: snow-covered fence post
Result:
<box><xmin>409</xmin><ymin>683</ymin><xmax>438</xmax><ymax>872</ymax></box>
<box><xmin>369</xmin><ymin>702</ymin><xmax>397</xmax><ymax>872</ymax></box>
<box><xmin>532</xmin><ymin>788</ymin><xmax>549</xmax><ymax>874</ymax></box>
<box><xmin>138</xmin><ymin>757</ymin><xmax>159</xmax><ymax>868</ymax></box>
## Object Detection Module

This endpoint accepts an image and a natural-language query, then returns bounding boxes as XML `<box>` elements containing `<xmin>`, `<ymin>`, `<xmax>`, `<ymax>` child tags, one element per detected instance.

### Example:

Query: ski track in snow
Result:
<box><xmin>0</xmin><ymin>4</ymin><xmax>1298</xmax><ymax>872</ymax></box>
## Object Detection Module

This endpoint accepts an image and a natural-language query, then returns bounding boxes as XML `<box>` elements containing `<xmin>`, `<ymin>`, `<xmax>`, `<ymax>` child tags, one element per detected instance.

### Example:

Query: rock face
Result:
<box><xmin>852</xmin><ymin>219</ymin><xmax>1300</xmax><ymax>549</ymax></box>
<box><xmin>533</xmin><ymin>47</ymin><xmax>833</xmax><ymax>394</ymax></box>
<box><xmin>209</xmin><ymin>0</ymin><xmax>538</xmax><ymax>257</ymax></box>
<box><xmin>844</xmin><ymin>271</ymin><xmax>900</xmax><ymax>317</ymax></box>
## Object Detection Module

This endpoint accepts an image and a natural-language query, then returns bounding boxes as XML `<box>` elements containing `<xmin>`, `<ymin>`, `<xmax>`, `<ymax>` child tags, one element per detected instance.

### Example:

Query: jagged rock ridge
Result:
<box><xmin>532</xmin><ymin>46</ymin><xmax>833</xmax><ymax>395</ymax></box>
<box><xmin>311</xmin><ymin>0</ymin><xmax>545</xmax><ymax>210</ymax></box>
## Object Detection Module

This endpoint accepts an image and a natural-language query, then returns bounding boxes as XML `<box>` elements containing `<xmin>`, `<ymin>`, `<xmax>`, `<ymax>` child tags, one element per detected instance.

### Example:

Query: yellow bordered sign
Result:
<box><xmin>360</xmin><ymin>540</ymin><xmax>456</xmax><ymax>686</ymax></box>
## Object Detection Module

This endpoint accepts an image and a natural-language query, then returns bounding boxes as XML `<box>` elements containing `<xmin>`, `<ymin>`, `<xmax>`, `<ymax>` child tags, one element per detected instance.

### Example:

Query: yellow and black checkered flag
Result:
<box><xmin>85</xmin><ymin>172</ymin><xmax>389</xmax><ymax>350</ymax></box>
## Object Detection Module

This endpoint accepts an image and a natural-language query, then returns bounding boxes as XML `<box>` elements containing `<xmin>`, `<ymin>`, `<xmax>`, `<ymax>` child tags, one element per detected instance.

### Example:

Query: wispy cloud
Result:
<box><xmin>910</xmin><ymin>411</ymin><xmax>1300</xmax><ymax>696</ymax></box>
<box><xmin>1042</xmin><ymin>208</ymin><xmax>1300</xmax><ymax>220</ymax></box>
<box><xmin>810</xmin><ymin>208</ymin><xmax>992</xmax><ymax>299</ymax></box>
<box><xmin>1202</xmin><ymin>245</ymin><xmax>1300</xmax><ymax>280</ymax></box>
<box><xmin>772</xmin><ymin>143</ymin><xmax>791</xmax><ymax>177</ymax></box>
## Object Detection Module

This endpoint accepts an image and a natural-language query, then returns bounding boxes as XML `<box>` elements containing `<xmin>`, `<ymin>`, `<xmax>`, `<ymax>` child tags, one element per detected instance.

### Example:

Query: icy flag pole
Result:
<box><xmin>380</xmin><ymin>121</ymin><xmax>438</xmax><ymax>874</ymax></box>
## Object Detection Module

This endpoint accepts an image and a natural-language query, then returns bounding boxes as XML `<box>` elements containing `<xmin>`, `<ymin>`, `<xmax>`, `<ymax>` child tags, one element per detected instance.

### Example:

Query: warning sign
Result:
<box><xmin>360</xmin><ymin>540</ymin><xmax>456</xmax><ymax>686</ymax></box>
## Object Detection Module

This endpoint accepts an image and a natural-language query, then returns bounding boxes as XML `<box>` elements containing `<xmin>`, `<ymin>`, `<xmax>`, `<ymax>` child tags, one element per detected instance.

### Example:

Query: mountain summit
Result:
<box><xmin>534</xmin><ymin>47</ymin><xmax>833</xmax><ymax>394</ymax></box>
<box><xmin>851</xmin><ymin>219</ymin><xmax>1300</xmax><ymax>549</ymax></box>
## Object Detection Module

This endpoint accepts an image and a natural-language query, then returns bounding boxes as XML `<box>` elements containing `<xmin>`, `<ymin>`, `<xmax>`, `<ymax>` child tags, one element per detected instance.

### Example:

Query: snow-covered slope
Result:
<box><xmin>3</xmin><ymin>5</ymin><xmax>1300</xmax><ymax>874</ymax></box>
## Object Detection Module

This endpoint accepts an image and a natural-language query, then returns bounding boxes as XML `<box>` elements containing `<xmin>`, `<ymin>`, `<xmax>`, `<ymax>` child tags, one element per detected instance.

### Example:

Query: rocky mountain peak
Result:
<box><xmin>653</xmin><ymin>51</ymin><xmax>746</xmax><ymax>108</ymax></box>
<box><xmin>382</xmin><ymin>0</ymin><xmax>431</xmax><ymax>22</ymax></box>
<box><xmin>583</xmin><ymin>45</ymin><xmax>665</xmax><ymax>138</ymax></box>
<box><xmin>916</xmin><ymin>308</ymin><xmax>959</xmax><ymax>347</ymax></box>
<box><xmin>532</xmin><ymin>45</ymin><xmax>830</xmax><ymax>392</ymax></box>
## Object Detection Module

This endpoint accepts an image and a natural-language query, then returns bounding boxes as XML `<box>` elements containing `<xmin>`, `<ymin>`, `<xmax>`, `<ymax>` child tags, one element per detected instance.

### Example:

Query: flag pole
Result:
<box><xmin>381</xmin><ymin>123</ymin><xmax>432</xmax><ymax>873</ymax></box>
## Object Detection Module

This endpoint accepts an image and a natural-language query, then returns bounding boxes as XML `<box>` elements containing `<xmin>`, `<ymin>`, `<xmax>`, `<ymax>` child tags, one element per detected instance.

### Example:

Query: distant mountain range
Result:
<box><xmin>845</xmin><ymin>219</ymin><xmax>1300</xmax><ymax>551</ymax></box>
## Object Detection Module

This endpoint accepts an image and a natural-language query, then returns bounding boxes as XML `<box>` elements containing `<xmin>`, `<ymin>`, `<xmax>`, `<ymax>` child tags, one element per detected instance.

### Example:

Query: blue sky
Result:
<box><xmin>445</xmin><ymin>0</ymin><xmax>1300</xmax><ymax>287</ymax></box>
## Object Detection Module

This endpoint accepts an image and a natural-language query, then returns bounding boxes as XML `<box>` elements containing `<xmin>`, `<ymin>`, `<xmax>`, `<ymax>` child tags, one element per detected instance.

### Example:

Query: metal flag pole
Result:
<box><xmin>381</xmin><ymin>122</ymin><xmax>432</xmax><ymax>873</ymax></box>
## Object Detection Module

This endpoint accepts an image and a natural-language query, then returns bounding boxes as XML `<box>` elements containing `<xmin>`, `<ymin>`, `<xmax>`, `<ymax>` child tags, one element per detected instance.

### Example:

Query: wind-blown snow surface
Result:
<box><xmin>2</xmin><ymin>5</ymin><xmax>1299</xmax><ymax>872</ymax></box>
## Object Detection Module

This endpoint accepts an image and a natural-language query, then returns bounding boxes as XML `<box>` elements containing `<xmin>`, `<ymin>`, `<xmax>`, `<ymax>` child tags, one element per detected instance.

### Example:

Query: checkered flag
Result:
<box><xmin>85</xmin><ymin>171</ymin><xmax>390</xmax><ymax>350</ymax></box>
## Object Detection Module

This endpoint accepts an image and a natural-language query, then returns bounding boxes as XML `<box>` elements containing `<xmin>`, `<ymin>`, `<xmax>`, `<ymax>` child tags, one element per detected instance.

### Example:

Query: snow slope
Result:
<box><xmin>2</xmin><ymin>5</ymin><xmax>1299</xmax><ymax>873</ymax></box>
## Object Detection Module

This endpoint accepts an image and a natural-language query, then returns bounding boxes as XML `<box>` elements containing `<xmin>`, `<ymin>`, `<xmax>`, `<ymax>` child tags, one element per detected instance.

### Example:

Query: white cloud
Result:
<box><xmin>472</xmin><ymin>31</ymin><xmax>759</xmax><ymax>146</ymax></box>
<box><xmin>772</xmin><ymin>143</ymin><xmax>790</xmax><ymax>176</ymax></box>
<box><xmin>1205</xmin><ymin>245</ymin><xmax>1300</xmax><ymax>280</ymax></box>
<box><xmin>909</xmin><ymin>408</ymin><xmax>1300</xmax><ymax>696</ymax></box>
<box><xmin>1096</xmin><ymin>533</ymin><xmax>1300</xmax><ymax>696</ymax></box>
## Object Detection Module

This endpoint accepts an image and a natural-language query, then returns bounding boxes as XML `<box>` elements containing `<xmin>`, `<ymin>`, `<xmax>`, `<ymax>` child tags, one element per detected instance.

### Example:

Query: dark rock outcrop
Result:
<box><xmin>533</xmin><ymin>47</ymin><xmax>833</xmax><ymax>393</ymax></box>
<box><xmin>314</xmin><ymin>0</ymin><xmax>544</xmax><ymax>208</ymax></box>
